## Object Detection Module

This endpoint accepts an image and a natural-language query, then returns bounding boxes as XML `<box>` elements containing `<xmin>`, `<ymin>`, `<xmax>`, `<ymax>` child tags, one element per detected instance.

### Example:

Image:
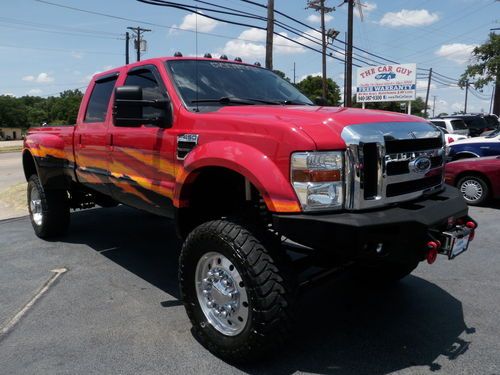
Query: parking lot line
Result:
<box><xmin>0</xmin><ymin>268</ymin><xmax>68</xmax><ymax>338</ymax></box>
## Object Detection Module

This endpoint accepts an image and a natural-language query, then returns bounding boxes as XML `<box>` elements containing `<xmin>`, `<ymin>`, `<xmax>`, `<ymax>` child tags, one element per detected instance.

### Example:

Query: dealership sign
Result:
<box><xmin>356</xmin><ymin>63</ymin><xmax>417</xmax><ymax>103</ymax></box>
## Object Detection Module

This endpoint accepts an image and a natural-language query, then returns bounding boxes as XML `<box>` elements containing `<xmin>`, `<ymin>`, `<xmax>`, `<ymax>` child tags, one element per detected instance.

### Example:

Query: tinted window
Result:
<box><xmin>84</xmin><ymin>76</ymin><xmax>118</xmax><ymax>123</ymax></box>
<box><xmin>450</xmin><ymin>119</ymin><xmax>467</xmax><ymax>130</ymax></box>
<box><xmin>431</xmin><ymin>121</ymin><xmax>446</xmax><ymax>128</ymax></box>
<box><xmin>462</xmin><ymin>117</ymin><xmax>487</xmax><ymax>129</ymax></box>
<box><xmin>124</xmin><ymin>69</ymin><xmax>165</xmax><ymax>119</ymax></box>
<box><xmin>166</xmin><ymin>60</ymin><xmax>312</xmax><ymax>111</ymax></box>
<box><xmin>484</xmin><ymin>115</ymin><xmax>499</xmax><ymax>128</ymax></box>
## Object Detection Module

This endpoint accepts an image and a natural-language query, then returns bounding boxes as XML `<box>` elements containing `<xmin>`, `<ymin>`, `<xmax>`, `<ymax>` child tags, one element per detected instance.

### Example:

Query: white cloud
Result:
<box><xmin>173</xmin><ymin>12</ymin><xmax>219</xmax><ymax>33</ymax></box>
<box><xmin>379</xmin><ymin>9</ymin><xmax>439</xmax><ymax>27</ymax></box>
<box><xmin>299</xmin><ymin>72</ymin><xmax>322</xmax><ymax>81</ymax></box>
<box><xmin>355</xmin><ymin>1</ymin><xmax>377</xmax><ymax>18</ymax></box>
<box><xmin>22</xmin><ymin>72</ymin><xmax>54</xmax><ymax>83</ymax></box>
<box><xmin>71</xmin><ymin>51</ymin><xmax>84</xmax><ymax>59</ymax></box>
<box><xmin>221</xmin><ymin>28</ymin><xmax>307</xmax><ymax>59</ymax></box>
<box><xmin>28</xmin><ymin>88</ymin><xmax>42</xmax><ymax>95</ymax></box>
<box><xmin>306</xmin><ymin>14</ymin><xmax>333</xmax><ymax>24</ymax></box>
<box><xmin>435</xmin><ymin>43</ymin><xmax>477</xmax><ymax>64</ymax></box>
<box><xmin>416</xmin><ymin>79</ymin><xmax>437</xmax><ymax>91</ymax></box>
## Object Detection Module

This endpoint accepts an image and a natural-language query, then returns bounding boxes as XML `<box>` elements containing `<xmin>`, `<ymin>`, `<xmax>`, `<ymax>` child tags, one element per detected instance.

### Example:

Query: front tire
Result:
<box><xmin>179</xmin><ymin>220</ymin><xmax>295</xmax><ymax>362</ymax></box>
<box><xmin>27</xmin><ymin>175</ymin><xmax>70</xmax><ymax>238</ymax></box>
<box><xmin>458</xmin><ymin>175</ymin><xmax>489</xmax><ymax>205</ymax></box>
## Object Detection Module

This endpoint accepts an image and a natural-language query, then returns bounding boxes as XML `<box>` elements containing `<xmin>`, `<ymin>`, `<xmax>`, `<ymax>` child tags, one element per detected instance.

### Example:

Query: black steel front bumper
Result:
<box><xmin>272</xmin><ymin>186</ymin><xmax>471</xmax><ymax>263</ymax></box>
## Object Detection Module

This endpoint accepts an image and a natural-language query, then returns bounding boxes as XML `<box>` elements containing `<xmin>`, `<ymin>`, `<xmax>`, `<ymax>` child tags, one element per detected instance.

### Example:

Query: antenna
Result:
<box><xmin>195</xmin><ymin>7</ymin><xmax>199</xmax><ymax>112</ymax></box>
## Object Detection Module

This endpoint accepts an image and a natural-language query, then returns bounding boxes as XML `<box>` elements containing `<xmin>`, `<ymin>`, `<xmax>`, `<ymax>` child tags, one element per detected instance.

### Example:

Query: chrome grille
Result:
<box><xmin>342</xmin><ymin>122</ymin><xmax>444</xmax><ymax>210</ymax></box>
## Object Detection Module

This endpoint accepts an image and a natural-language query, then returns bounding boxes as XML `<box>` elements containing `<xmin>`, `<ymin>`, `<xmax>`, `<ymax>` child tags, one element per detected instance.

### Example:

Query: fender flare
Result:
<box><xmin>23</xmin><ymin>133</ymin><xmax>71</xmax><ymax>189</ymax></box>
<box><xmin>175</xmin><ymin>141</ymin><xmax>301</xmax><ymax>213</ymax></box>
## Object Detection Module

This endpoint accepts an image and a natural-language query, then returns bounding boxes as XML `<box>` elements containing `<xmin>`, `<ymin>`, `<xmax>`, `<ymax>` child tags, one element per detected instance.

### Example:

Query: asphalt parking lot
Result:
<box><xmin>0</xmin><ymin>203</ymin><xmax>499</xmax><ymax>375</ymax></box>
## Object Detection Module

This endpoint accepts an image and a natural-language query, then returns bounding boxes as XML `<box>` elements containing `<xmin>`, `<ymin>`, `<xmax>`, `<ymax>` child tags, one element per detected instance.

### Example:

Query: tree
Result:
<box><xmin>0</xmin><ymin>89</ymin><xmax>84</xmax><ymax>129</ymax></box>
<box><xmin>459</xmin><ymin>32</ymin><xmax>500</xmax><ymax>115</ymax></box>
<box><xmin>297</xmin><ymin>75</ymin><xmax>341</xmax><ymax>106</ymax></box>
<box><xmin>352</xmin><ymin>96</ymin><xmax>427</xmax><ymax>117</ymax></box>
<box><xmin>273</xmin><ymin>70</ymin><xmax>291</xmax><ymax>82</ymax></box>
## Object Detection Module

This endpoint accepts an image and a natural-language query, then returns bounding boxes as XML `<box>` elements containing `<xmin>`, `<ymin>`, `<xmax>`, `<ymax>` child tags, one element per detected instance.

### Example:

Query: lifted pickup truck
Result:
<box><xmin>23</xmin><ymin>55</ymin><xmax>477</xmax><ymax>362</ymax></box>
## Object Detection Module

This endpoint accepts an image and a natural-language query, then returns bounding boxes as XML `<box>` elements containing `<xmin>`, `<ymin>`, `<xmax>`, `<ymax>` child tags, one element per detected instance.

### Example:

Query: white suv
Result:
<box><xmin>430</xmin><ymin>118</ymin><xmax>470</xmax><ymax>136</ymax></box>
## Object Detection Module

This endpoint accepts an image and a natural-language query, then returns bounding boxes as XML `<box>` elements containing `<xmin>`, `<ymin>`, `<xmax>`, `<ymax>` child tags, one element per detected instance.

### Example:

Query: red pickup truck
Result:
<box><xmin>23</xmin><ymin>55</ymin><xmax>476</xmax><ymax>362</ymax></box>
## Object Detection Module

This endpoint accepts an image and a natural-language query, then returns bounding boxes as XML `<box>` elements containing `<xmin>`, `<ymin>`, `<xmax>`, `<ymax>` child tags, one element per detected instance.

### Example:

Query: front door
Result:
<box><xmin>109</xmin><ymin>64</ymin><xmax>176</xmax><ymax>217</ymax></box>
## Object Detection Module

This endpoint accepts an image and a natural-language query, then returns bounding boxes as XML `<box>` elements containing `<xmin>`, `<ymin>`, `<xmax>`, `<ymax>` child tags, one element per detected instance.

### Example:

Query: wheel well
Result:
<box><xmin>455</xmin><ymin>171</ymin><xmax>491</xmax><ymax>192</ymax></box>
<box><xmin>453</xmin><ymin>152</ymin><xmax>479</xmax><ymax>160</ymax></box>
<box><xmin>176</xmin><ymin>167</ymin><xmax>267</xmax><ymax>238</ymax></box>
<box><xmin>22</xmin><ymin>151</ymin><xmax>37</xmax><ymax>181</ymax></box>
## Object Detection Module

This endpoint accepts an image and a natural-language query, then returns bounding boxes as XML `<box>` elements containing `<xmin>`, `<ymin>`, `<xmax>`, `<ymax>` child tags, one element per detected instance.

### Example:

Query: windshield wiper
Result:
<box><xmin>280</xmin><ymin>100</ymin><xmax>313</xmax><ymax>105</ymax></box>
<box><xmin>191</xmin><ymin>97</ymin><xmax>313</xmax><ymax>107</ymax></box>
<box><xmin>192</xmin><ymin>97</ymin><xmax>261</xmax><ymax>105</ymax></box>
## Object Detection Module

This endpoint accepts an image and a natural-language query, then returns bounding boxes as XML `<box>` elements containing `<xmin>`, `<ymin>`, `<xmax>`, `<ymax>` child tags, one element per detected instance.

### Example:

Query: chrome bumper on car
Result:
<box><xmin>341</xmin><ymin>122</ymin><xmax>445</xmax><ymax>210</ymax></box>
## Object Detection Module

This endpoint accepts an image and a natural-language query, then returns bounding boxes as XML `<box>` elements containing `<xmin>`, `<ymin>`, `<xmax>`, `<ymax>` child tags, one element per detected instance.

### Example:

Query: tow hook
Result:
<box><xmin>426</xmin><ymin>240</ymin><xmax>440</xmax><ymax>264</ymax></box>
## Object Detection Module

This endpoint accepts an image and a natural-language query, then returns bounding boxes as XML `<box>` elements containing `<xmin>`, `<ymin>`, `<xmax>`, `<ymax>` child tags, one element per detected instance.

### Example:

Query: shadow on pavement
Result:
<box><xmin>62</xmin><ymin>206</ymin><xmax>474</xmax><ymax>375</ymax></box>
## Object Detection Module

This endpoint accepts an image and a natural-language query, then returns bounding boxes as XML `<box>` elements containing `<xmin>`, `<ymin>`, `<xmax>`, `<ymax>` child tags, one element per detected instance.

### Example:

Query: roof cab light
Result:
<box><xmin>291</xmin><ymin>151</ymin><xmax>344</xmax><ymax>212</ymax></box>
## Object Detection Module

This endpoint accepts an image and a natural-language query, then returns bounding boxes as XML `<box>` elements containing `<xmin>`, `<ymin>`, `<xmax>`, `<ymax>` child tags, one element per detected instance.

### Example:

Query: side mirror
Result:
<box><xmin>113</xmin><ymin>86</ymin><xmax>171</xmax><ymax>127</ymax></box>
<box><xmin>314</xmin><ymin>96</ymin><xmax>328</xmax><ymax>106</ymax></box>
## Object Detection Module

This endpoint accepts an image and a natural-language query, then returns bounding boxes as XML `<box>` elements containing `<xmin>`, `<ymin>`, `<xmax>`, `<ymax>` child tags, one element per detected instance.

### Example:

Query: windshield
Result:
<box><xmin>486</xmin><ymin>128</ymin><xmax>500</xmax><ymax>138</ymax></box>
<box><xmin>166</xmin><ymin>60</ymin><xmax>313</xmax><ymax>110</ymax></box>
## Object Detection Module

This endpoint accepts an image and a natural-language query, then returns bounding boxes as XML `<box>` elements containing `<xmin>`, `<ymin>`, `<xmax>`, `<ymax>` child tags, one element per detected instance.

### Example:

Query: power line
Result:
<box><xmin>0</xmin><ymin>43</ymin><xmax>123</xmax><ymax>56</ymax></box>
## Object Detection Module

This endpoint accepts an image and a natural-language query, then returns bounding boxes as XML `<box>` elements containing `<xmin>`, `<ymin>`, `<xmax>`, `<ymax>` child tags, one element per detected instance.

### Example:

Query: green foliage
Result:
<box><xmin>0</xmin><ymin>90</ymin><xmax>83</xmax><ymax>129</ymax></box>
<box><xmin>273</xmin><ymin>70</ymin><xmax>291</xmax><ymax>82</ymax></box>
<box><xmin>353</xmin><ymin>96</ymin><xmax>427</xmax><ymax>117</ymax></box>
<box><xmin>296</xmin><ymin>75</ymin><xmax>341</xmax><ymax>106</ymax></box>
<box><xmin>459</xmin><ymin>32</ymin><xmax>500</xmax><ymax>89</ymax></box>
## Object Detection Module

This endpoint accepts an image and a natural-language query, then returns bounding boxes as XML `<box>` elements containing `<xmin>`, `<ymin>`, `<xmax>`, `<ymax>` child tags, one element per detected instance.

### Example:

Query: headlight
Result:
<box><xmin>291</xmin><ymin>151</ymin><xmax>344</xmax><ymax>211</ymax></box>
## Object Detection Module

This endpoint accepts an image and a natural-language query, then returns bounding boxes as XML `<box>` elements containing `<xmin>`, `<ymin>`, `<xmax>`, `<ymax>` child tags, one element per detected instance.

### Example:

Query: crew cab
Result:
<box><xmin>22</xmin><ymin>55</ymin><xmax>477</xmax><ymax>362</ymax></box>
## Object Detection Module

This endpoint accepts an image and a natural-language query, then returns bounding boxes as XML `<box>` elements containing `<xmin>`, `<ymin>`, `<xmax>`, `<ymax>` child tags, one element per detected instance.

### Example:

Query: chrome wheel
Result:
<box><xmin>30</xmin><ymin>185</ymin><xmax>43</xmax><ymax>226</ymax></box>
<box><xmin>195</xmin><ymin>252</ymin><xmax>249</xmax><ymax>336</ymax></box>
<box><xmin>460</xmin><ymin>179</ymin><xmax>483</xmax><ymax>203</ymax></box>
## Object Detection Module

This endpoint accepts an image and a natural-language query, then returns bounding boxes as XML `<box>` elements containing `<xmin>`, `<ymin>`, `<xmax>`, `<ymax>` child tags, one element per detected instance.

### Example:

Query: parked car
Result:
<box><xmin>448</xmin><ymin>128</ymin><xmax>500</xmax><ymax>160</ymax></box>
<box><xmin>440</xmin><ymin>114</ymin><xmax>491</xmax><ymax>137</ymax></box>
<box><xmin>430</xmin><ymin>117</ymin><xmax>469</xmax><ymax>136</ymax></box>
<box><xmin>22</xmin><ymin>55</ymin><xmax>477</xmax><ymax>362</ymax></box>
<box><xmin>437</xmin><ymin>128</ymin><xmax>467</xmax><ymax>146</ymax></box>
<box><xmin>445</xmin><ymin>156</ymin><xmax>500</xmax><ymax>205</ymax></box>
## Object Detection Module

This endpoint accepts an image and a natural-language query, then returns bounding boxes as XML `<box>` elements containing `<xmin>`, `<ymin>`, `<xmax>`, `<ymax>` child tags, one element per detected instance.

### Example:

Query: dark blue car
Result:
<box><xmin>449</xmin><ymin>129</ymin><xmax>500</xmax><ymax>160</ymax></box>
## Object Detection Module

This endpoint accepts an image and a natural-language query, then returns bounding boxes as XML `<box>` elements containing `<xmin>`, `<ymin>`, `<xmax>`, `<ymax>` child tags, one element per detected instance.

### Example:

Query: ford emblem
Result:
<box><xmin>409</xmin><ymin>157</ymin><xmax>431</xmax><ymax>174</ymax></box>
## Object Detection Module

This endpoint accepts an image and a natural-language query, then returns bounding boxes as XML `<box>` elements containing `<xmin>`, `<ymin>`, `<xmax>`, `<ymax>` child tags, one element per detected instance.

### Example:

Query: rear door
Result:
<box><xmin>108</xmin><ymin>64</ymin><xmax>176</xmax><ymax>217</ymax></box>
<box><xmin>74</xmin><ymin>73</ymin><xmax>118</xmax><ymax>196</ymax></box>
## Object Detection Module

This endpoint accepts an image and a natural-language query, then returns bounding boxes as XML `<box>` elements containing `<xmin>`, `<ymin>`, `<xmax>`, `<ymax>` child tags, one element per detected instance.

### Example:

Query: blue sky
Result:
<box><xmin>1</xmin><ymin>0</ymin><xmax>498</xmax><ymax>115</ymax></box>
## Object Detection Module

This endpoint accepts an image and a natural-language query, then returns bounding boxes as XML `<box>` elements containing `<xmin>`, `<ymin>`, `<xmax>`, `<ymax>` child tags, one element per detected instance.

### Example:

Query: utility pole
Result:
<box><xmin>345</xmin><ymin>0</ymin><xmax>354</xmax><ymax>107</ymax></box>
<box><xmin>125</xmin><ymin>32</ymin><xmax>130</xmax><ymax>65</ymax></box>
<box><xmin>293</xmin><ymin>62</ymin><xmax>296</xmax><ymax>84</ymax></box>
<box><xmin>424</xmin><ymin>68</ymin><xmax>433</xmax><ymax>118</ymax></box>
<box><xmin>344</xmin><ymin>31</ymin><xmax>348</xmax><ymax>107</ymax></box>
<box><xmin>432</xmin><ymin>95</ymin><xmax>437</xmax><ymax>117</ymax></box>
<box><xmin>464</xmin><ymin>79</ymin><xmax>469</xmax><ymax>113</ymax></box>
<box><xmin>265</xmin><ymin>0</ymin><xmax>274</xmax><ymax>70</ymax></box>
<box><xmin>307</xmin><ymin>0</ymin><xmax>335</xmax><ymax>101</ymax></box>
<box><xmin>127</xmin><ymin>26</ymin><xmax>151</xmax><ymax>62</ymax></box>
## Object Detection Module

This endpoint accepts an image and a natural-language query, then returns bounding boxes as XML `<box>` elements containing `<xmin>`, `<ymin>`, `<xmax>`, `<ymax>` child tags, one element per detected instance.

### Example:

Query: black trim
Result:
<box><xmin>272</xmin><ymin>185</ymin><xmax>468</xmax><ymax>262</ymax></box>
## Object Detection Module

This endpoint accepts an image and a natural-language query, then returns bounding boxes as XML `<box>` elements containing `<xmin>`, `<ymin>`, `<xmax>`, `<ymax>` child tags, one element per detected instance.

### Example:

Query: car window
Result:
<box><xmin>84</xmin><ymin>76</ymin><xmax>118</xmax><ymax>123</ymax></box>
<box><xmin>431</xmin><ymin>121</ymin><xmax>446</xmax><ymax>129</ymax></box>
<box><xmin>462</xmin><ymin>117</ymin><xmax>487</xmax><ymax>129</ymax></box>
<box><xmin>450</xmin><ymin>119</ymin><xmax>467</xmax><ymax>130</ymax></box>
<box><xmin>124</xmin><ymin>68</ymin><xmax>165</xmax><ymax>119</ymax></box>
<box><xmin>484</xmin><ymin>115</ymin><xmax>499</xmax><ymax>128</ymax></box>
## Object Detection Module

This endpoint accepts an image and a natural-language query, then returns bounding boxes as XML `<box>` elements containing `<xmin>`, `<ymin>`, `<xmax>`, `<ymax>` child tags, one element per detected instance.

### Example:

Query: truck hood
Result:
<box><xmin>210</xmin><ymin>106</ymin><xmax>430</xmax><ymax>149</ymax></box>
